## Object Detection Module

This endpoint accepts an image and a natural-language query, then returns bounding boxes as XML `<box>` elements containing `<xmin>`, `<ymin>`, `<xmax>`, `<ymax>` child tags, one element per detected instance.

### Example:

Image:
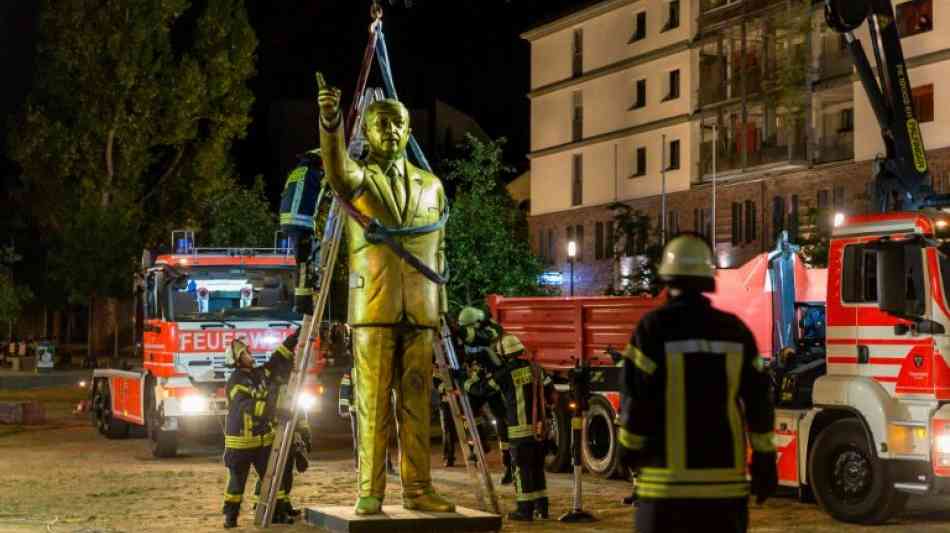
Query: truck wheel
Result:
<box><xmin>91</xmin><ymin>378</ymin><xmax>129</xmax><ymax>439</ymax></box>
<box><xmin>808</xmin><ymin>418</ymin><xmax>908</xmax><ymax>524</ymax></box>
<box><xmin>544</xmin><ymin>396</ymin><xmax>572</xmax><ymax>473</ymax></box>
<box><xmin>581</xmin><ymin>395</ymin><xmax>624</xmax><ymax>478</ymax></box>
<box><xmin>146</xmin><ymin>386</ymin><xmax>178</xmax><ymax>458</ymax></box>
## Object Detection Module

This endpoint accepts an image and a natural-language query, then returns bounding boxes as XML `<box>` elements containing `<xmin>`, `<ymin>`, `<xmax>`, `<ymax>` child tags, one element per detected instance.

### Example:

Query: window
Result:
<box><xmin>631</xmin><ymin>79</ymin><xmax>646</xmax><ymax>109</ymax></box>
<box><xmin>842</xmin><ymin>244</ymin><xmax>879</xmax><ymax>303</ymax></box>
<box><xmin>731</xmin><ymin>202</ymin><xmax>743</xmax><ymax>245</ymax></box>
<box><xmin>572</xmin><ymin>91</ymin><xmax>584</xmax><ymax>141</ymax></box>
<box><xmin>630</xmin><ymin>11</ymin><xmax>646</xmax><ymax>43</ymax></box>
<box><xmin>548</xmin><ymin>228</ymin><xmax>556</xmax><ymax>263</ymax></box>
<box><xmin>573</xmin><ymin>28</ymin><xmax>583</xmax><ymax>77</ymax></box>
<box><xmin>662</xmin><ymin>0</ymin><xmax>680</xmax><ymax>32</ymax></box>
<box><xmin>668</xmin><ymin>211</ymin><xmax>679</xmax><ymax>236</ymax></box>
<box><xmin>912</xmin><ymin>84</ymin><xmax>934</xmax><ymax>123</ymax></box>
<box><xmin>695</xmin><ymin>208</ymin><xmax>711</xmax><ymax>239</ymax></box>
<box><xmin>897</xmin><ymin>0</ymin><xmax>932</xmax><ymax>37</ymax></box>
<box><xmin>817</xmin><ymin>189</ymin><xmax>830</xmax><ymax>209</ymax></box>
<box><xmin>606</xmin><ymin>221</ymin><xmax>615</xmax><ymax>258</ymax></box>
<box><xmin>772</xmin><ymin>196</ymin><xmax>786</xmax><ymax>240</ymax></box>
<box><xmin>833</xmin><ymin>185</ymin><xmax>846</xmax><ymax>208</ymax></box>
<box><xmin>576</xmin><ymin>224</ymin><xmax>585</xmax><ymax>262</ymax></box>
<box><xmin>572</xmin><ymin>154</ymin><xmax>583</xmax><ymax>206</ymax></box>
<box><xmin>595</xmin><ymin>222</ymin><xmax>605</xmax><ymax>260</ymax></box>
<box><xmin>667</xmin><ymin>139</ymin><xmax>681</xmax><ymax>170</ymax></box>
<box><xmin>839</xmin><ymin>108</ymin><xmax>854</xmax><ymax>132</ymax></box>
<box><xmin>663</xmin><ymin>70</ymin><xmax>681</xmax><ymax>101</ymax></box>
<box><xmin>788</xmin><ymin>195</ymin><xmax>800</xmax><ymax>241</ymax></box>
<box><xmin>744</xmin><ymin>200</ymin><xmax>757</xmax><ymax>244</ymax></box>
<box><xmin>539</xmin><ymin>230</ymin><xmax>546</xmax><ymax>262</ymax></box>
<box><xmin>634</xmin><ymin>147</ymin><xmax>647</xmax><ymax>176</ymax></box>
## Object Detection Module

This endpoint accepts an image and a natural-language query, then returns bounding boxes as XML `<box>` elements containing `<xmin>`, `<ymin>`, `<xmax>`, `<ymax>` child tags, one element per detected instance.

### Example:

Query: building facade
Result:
<box><xmin>523</xmin><ymin>0</ymin><xmax>950</xmax><ymax>295</ymax></box>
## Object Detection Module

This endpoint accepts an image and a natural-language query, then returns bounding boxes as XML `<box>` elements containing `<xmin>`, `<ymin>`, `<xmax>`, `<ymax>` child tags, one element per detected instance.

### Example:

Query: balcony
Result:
<box><xmin>811</xmin><ymin>133</ymin><xmax>854</xmax><ymax>164</ymax></box>
<box><xmin>699</xmin><ymin>0</ymin><xmax>784</xmax><ymax>34</ymax></box>
<box><xmin>698</xmin><ymin>131</ymin><xmax>807</xmax><ymax>179</ymax></box>
<box><xmin>818</xmin><ymin>49</ymin><xmax>852</xmax><ymax>80</ymax></box>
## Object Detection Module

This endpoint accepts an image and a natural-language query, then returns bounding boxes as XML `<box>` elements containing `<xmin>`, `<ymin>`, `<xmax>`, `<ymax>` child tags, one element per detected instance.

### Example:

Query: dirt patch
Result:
<box><xmin>3</xmin><ymin>387</ymin><xmax>950</xmax><ymax>532</ymax></box>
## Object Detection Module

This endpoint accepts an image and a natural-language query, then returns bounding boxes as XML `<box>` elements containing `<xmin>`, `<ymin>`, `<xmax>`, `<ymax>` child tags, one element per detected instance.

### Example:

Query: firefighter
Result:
<box><xmin>339</xmin><ymin>368</ymin><xmax>398</xmax><ymax>475</ymax></box>
<box><xmin>457</xmin><ymin>307</ymin><xmax>514</xmax><ymax>484</ymax></box>
<box><xmin>454</xmin><ymin>309</ymin><xmax>553</xmax><ymax>521</ymax></box>
<box><xmin>617</xmin><ymin>234</ymin><xmax>777</xmax><ymax>533</ymax></box>
<box><xmin>338</xmin><ymin>369</ymin><xmax>359</xmax><ymax>470</ymax></box>
<box><xmin>221</xmin><ymin>331</ymin><xmax>297</xmax><ymax>529</ymax></box>
<box><xmin>434</xmin><ymin>373</ymin><xmax>459</xmax><ymax>467</ymax></box>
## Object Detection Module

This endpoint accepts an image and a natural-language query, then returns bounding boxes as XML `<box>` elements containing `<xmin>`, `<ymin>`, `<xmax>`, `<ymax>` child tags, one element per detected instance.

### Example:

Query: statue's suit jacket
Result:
<box><xmin>320</xmin><ymin>119</ymin><xmax>447</xmax><ymax>328</ymax></box>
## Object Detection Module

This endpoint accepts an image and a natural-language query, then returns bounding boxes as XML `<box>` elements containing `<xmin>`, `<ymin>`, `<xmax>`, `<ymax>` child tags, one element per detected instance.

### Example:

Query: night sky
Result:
<box><xmin>2</xmin><ymin>1</ymin><xmax>595</xmax><ymax>200</ymax></box>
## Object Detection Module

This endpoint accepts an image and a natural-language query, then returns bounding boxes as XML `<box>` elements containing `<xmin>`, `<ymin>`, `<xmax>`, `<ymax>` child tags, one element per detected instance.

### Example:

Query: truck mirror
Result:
<box><xmin>876</xmin><ymin>242</ymin><xmax>924</xmax><ymax>318</ymax></box>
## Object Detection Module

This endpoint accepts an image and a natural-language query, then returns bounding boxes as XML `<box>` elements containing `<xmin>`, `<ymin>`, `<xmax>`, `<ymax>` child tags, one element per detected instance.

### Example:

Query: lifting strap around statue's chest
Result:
<box><xmin>335</xmin><ymin>188</ymin><xmax>449</xmax><ymax>286</ymax></box>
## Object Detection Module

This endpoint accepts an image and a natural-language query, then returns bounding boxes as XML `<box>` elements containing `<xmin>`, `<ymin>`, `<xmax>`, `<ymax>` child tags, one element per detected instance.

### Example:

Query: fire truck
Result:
<box><xmin>90</xmin><ymin>231</ymin><xmax>327</xmax><ymax>457</ymax></box>
<box><xmin>490</xmin><ymin>0</ymin><xmax>950</xmax><ymax>524</ymax></box>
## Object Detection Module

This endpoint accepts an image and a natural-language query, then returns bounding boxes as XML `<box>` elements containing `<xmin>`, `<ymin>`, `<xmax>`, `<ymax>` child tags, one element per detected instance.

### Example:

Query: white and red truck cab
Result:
<box><xmin>489</xmin><ymin>210</ymin><xmax>950</xmax><ymax>524</ymax></box>
<box><xmin>91</xmin><ymin>231</ymin><xmax>326</xmax><ymax>457</ymax></box>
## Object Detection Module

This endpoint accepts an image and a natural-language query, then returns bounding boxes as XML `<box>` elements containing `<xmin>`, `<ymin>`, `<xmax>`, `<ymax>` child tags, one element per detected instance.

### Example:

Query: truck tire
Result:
<box><xmin>545</xmin><ymin>396</ymin><xmax>572</xmax><ymax>473</ymax></box>
<box><xmin>145</xmin><ymin>383</ymin><xmax>178</xmax><ymax>458</ymax></box>
<box><xmin>808</xmin><ymin>418</ymin><xmax>908</xmax><ymax>524</ymax></box>
<box><xmin>581</xmin><ymin>395</ymin><xmax>624</xmax><ymax>479</ymax></box>
<box><xmin>91</xmin><ymin>378</ymin><xmax>129</xmax><ymax>439</ymax></box>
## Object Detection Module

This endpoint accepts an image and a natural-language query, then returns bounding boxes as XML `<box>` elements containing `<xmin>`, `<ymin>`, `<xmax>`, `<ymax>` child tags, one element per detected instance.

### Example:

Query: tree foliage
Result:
<box><xmin>442</xmin><ymin>136</ymin><xmax>546</xmax><ymax>312</ymax></box>
<box><xmin>8</xmin><ymin>0</ymin><xmax>257</xmax><ymax>303</ymax></box>
<box><xmin>798</xmin><ymin>207</ymin><xmax>832</xmax><ymax>267</ymax></box>
<box><xmin>605</xmin><ymin>203</ymin><xmax>663</xmax><ymax>296</ymax></box>
<box><xmin>201</xmin><ymin>177</ymin><xmax>277</xmax><ymax>248</ymax></box>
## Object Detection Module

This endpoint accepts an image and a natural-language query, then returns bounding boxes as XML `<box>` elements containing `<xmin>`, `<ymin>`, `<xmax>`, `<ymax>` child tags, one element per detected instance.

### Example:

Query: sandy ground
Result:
<box><xmin>3</xmin><ymin>388</ymin><xmax>950</xmax><ymax>532</ymax></box>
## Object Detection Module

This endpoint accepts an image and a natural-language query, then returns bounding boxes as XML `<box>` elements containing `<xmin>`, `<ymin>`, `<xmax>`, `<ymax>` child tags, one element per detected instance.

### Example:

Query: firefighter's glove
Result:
<box><xmin>750</xmin><ymin>451</ymin><xmax>778</xmax><ymax>504</ymax></box>
<box><xmin>282</xmin><ymin>329</ymin><xmax>301</xmax><ymax>351</ymax></box>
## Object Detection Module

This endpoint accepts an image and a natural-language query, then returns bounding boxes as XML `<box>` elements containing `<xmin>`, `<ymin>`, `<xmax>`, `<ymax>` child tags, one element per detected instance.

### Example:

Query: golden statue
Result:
<box><xmin>316</xmin><ymin>73</ymin><xmax>454</xmax><ymax>515</ymax></box>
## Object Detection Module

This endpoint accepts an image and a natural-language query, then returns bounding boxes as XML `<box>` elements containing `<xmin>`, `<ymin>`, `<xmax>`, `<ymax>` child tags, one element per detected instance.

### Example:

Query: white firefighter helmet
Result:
<box><xmin>224</xmin><ymin>338</ymin><xmax>251</xmax><ymax>367</ymax></box>
<box><xmin>458</xmin><ymin>306</ymin><xmax>486</xmax><ymax>328</ymax></box>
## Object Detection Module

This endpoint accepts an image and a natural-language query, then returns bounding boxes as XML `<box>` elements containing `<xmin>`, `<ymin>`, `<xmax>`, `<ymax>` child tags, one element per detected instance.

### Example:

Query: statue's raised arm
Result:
<box><xmin>316</xmin><ymin>72</ymin><xmax>365</xmax><ymax>197</ymax></box>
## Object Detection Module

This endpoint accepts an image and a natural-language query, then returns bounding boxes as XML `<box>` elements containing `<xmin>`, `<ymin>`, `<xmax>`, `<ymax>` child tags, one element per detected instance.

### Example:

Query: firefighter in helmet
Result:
<box><xmin>618</xmin><ymin>234</ymin><xmax>777</xmax><ymax>533</ymax></box>
<box><xmin>456</xmin><ymin>306</ymin><xmax>514</xmax><ymax>484</ymax></box>
<box><xmin>221</xmin><ymin>331</ymin><xmax>298</xmax><ymax>528</ymax></box>
<box><xmin>454</xmin><ymin>307</ymin><xmax>553</xmax><ymax>521</ymax></box>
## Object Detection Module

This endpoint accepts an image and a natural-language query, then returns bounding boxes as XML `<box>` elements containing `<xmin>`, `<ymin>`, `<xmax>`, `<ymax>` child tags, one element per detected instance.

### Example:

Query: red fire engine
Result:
<box><xmin>90</xmin><ymin>231</ymin><xmax>326</xmax><ymax>457</ymax></box>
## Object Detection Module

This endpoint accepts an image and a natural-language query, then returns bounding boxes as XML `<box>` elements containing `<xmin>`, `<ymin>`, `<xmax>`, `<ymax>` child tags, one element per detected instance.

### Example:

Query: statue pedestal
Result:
<box><xmin>304</xmin><ymin>505</ymin><xmax>502</xmax><ymax>533</ymax></box>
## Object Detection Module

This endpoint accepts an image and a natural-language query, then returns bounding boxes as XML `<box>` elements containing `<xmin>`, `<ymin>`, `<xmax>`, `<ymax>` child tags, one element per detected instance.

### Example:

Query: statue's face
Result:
<box><xmin>364</xmin><ymin>106</ymin><xmax>410</xmax><ymax>159</ymax></box>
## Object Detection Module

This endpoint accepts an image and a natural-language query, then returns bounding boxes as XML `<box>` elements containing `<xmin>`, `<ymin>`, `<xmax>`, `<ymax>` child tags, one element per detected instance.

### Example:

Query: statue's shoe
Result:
<box><xmin>403</xmin><ymin>490</ymin><xmax>455</xmax><ymax>513</ymax></box>
<box><xmin>354</xmin><ymin>496</ymin><xmax>383</xmax><ymax>515</ymax></box>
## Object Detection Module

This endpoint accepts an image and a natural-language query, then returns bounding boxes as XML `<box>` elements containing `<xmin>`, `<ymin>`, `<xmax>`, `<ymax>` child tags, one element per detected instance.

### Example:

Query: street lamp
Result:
<box><xmin>567</xmin><ymin>241</ymin><xmax>577</xmax><ymax>297</ymax></box>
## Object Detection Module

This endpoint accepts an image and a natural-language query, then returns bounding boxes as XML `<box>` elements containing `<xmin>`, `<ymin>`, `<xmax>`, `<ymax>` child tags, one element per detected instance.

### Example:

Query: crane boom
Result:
<box><xmin>824</xmin><ymin>0</ymin><xmax>945</xmax><ymax>211</ymax></box>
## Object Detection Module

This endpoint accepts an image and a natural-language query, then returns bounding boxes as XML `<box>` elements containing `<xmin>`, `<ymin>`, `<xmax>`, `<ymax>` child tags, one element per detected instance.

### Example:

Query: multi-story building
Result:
<box><xmin>523</xmin><ymin>0</ymin><xmax>950</xmax><ymax>295</ymax></box>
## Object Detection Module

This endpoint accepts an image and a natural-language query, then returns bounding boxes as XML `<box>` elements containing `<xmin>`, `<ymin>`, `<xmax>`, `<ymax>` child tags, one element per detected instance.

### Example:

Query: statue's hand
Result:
<box><xmin>315</xmin><ymin>71</ymin><xmax>342</xmax><ymax>121</ymax></box>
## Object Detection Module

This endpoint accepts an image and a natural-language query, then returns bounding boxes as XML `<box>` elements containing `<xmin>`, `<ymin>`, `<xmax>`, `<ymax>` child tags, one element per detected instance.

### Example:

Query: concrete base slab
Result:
<box><xmin>304</xmin><ymin>505</ymin><xmax>502</xmax><ymax>533</ymax></box>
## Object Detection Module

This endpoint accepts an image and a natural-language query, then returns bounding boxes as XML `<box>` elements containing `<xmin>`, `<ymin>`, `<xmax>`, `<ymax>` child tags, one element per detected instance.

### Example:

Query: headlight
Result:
<box><xmin>936</xmin><ymin>434</ymin><xmax>950</xmax><ymax>455</ymax></box>
<box><xmin>297</xmin><ymin>392</ymin><xmax>318</xmax><ymax>411</ymax></box>
<box><xmin>181</xmin><ymin>394</ymin><xmax>207</xmax><ymax>414</ymax></box>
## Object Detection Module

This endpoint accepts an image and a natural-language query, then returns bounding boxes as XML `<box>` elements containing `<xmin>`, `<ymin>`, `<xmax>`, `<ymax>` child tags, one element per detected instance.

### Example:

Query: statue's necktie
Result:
<box><xmin>388</xmin><ymin>164</ymin><xmax>406</xmax><ymax>215</ymax></box>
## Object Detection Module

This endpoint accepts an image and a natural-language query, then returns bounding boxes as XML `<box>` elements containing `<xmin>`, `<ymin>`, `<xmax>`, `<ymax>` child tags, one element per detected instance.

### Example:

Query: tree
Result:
<box><xmin>8</xmin><ymin>0</ymin><xmax>257</xmax><ymax>357</ymax></box>
<box><xmin>605</xmin><ymin>203</ymin><xmax>663</xmax><ymax>296</ymax></box>
<box><xmin>798</xmin><ymin>207</ymin><xmax>832</xmax><ymax>267</ymax></box>
<box><xmin>0</xmin><ymin>246</ymin><xmax>32</xmax><ymax>339</ymax></box>
<box><xmin>442</xmin><ymin>136</ymin><xmax>546</xmax><ymax>312</ymax></box>
<box><xmin>202</xmin><ymin>177</ymin><xmax>278</xmax><ymax>248</ymax></box>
